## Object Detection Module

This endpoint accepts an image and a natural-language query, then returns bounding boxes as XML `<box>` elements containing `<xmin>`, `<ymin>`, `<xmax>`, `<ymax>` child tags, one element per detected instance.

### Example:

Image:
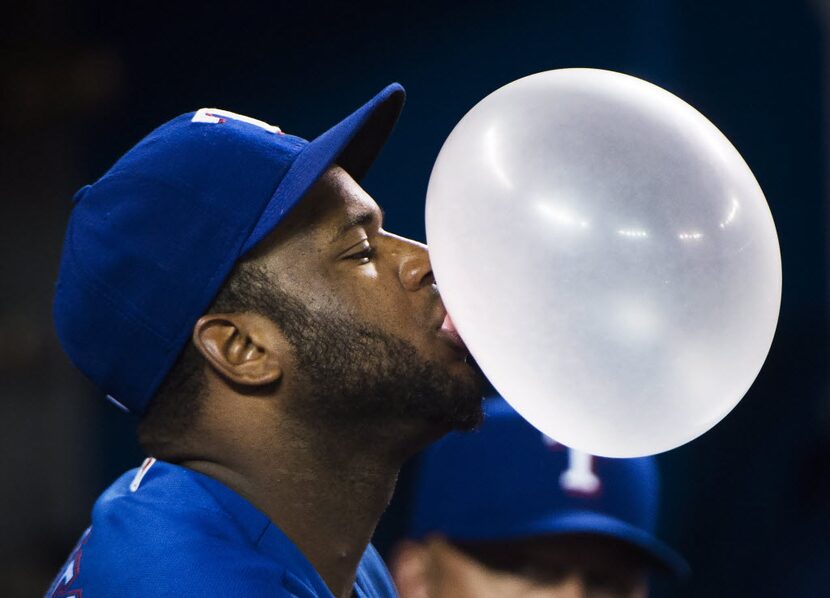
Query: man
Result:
<box><xmin>47</xmin><ymin>87</ymin><xmax>484</xmax><ymax>597</ymax></box>
<box><xmin>390</xmin><ymin>396</ymin><xmax>689</xmax><ymax>598</ymax></box>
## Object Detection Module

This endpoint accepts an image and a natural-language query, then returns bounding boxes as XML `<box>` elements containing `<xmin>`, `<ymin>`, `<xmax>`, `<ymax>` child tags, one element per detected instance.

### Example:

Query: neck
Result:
<box><xmin>181</xmin><ymin>407</ymin><xmax>440</xmax><ymax>598</ymax></box>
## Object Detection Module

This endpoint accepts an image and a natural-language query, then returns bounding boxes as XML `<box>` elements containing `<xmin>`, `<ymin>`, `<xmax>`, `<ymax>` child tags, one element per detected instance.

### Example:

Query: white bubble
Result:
<box><xmin>426</xmin><ymin>69</ymin><xmax>781</xmax><ymax>457</ymax></box>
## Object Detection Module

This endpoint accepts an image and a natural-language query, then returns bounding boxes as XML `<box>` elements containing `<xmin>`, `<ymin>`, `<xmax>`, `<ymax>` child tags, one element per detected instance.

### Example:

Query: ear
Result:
<box><xmin>192</xmin><ymin>312</ymin><xmax>283</xmax><ymax>388</ymax></box>
<box><xmin>389</xmin><ymin>540</ymin><xmax>431</xmax><ymax>598</ymax></box>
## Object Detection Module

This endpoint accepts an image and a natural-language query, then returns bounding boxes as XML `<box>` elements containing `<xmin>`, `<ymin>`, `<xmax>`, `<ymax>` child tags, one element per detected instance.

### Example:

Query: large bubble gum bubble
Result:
<box><xmin>427</xmin><ymin>69</ymin><xmax>781</xmax><ymax>457</ymax></box>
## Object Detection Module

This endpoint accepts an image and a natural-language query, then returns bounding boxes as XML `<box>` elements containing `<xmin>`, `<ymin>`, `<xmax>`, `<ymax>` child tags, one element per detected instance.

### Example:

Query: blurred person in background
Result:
<box><xmin>390</xmin><ymin>396</ymin><xmax>689</xmax><ymax>597</ymax></box>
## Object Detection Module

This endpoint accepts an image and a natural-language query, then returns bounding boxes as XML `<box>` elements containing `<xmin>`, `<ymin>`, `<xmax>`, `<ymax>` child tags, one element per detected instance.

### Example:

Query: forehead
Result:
<box><xmin>247</xmin><ymin>165</ymin><xmax>380</xmax><ymax>258</ymax></box>
<box><xmin>320</xmin><ymin>167</ymin><xmax>382</xmax><ymax>232</ymax></box>
<box><xmin>290</xmin><ymin>165</ymin><xmax>380</xmax><ymax>239</ymax></box>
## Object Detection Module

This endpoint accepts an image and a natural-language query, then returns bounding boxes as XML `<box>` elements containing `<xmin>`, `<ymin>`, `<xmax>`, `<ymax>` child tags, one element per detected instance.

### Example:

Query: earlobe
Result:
<box><xmin>193</xmin><ymin>313</ymin><xmax>282</xmax><ymax>388</ymax></box>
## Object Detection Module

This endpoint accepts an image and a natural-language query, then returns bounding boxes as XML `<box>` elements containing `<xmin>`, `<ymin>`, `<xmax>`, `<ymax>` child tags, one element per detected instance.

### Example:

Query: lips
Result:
<box><xmin>438</xmin><ymin>311</ymin><xmax>467</xmax><ymax>352</ymax></box>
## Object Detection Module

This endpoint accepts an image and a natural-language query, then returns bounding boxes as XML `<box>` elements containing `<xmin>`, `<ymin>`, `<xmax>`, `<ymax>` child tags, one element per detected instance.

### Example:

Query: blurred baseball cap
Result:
<box><xmin>407</xmin><ymin>396</ymin><xmax>690</xmax><ymax>579</ymax></box>
<box><xmin>54</xmin><ymin>84</ymin><xmax>405</xmax><ymax>416</ymax></box>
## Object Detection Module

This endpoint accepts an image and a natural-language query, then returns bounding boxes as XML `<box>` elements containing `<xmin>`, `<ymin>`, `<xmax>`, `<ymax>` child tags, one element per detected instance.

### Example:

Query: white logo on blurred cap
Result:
<box><xmin>542</xmin><ymin>434</ymin><xmax>601</xmax><ymax>495</ymax></box>
<box><xmin>192</xmin><ymin>108</ymin><xmax>282</xmax><ymax>134</ymax></box>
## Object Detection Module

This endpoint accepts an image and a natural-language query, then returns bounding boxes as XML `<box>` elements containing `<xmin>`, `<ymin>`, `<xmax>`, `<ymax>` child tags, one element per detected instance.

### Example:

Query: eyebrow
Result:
<box><xmin>331</xmin><ymin>207</ymin><xmax>384</xmax><ymax>243</ymax></box>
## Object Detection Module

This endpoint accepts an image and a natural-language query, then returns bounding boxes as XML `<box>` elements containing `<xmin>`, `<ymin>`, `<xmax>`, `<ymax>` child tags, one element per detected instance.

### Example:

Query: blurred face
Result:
<box><xmin>250</xmin><ymin>165</ymin><xmax>484</xmax><ymax>430</ymax></box>
<box><xmin>392</xmin><ymin>535</ymin><xmax>649</xmax><ymax>598</ymax></box>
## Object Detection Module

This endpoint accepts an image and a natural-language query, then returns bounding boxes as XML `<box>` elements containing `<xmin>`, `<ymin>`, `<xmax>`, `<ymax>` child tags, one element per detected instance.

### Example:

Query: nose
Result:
<box><xmin>393</xmin><ymin>235</ymin><xmax>435</xmax><ymax>291</ymax></box>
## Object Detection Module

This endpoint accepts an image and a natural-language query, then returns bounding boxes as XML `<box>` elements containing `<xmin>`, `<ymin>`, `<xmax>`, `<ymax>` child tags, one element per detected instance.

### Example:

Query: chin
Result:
<box><xmin>444</xmin><ymin>370</ymin><xmax>487</xmax><ymax>432</ymax></box>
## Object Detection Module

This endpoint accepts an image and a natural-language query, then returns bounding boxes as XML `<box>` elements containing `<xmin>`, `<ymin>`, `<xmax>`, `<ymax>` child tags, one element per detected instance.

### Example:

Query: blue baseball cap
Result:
<box><xmin>408</xmin><ymin>396</ymin><xmax>690</xmax><ymax>578</ymax></box>
<box><xmin>54</xmin><ymin>84</ymin><xmax>405</xmax><ymax>415</ymax></box>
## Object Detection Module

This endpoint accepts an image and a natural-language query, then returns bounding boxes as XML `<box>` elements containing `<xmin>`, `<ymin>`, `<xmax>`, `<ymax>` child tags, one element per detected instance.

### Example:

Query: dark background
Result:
<box><xmin>1</xmin><ymin>1</ymin><xmax>826</xmax><ymax>596</ymax></box>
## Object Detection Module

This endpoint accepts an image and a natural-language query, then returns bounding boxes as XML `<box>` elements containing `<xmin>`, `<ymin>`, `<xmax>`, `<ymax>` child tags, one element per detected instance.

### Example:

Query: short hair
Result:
<box><xmin>137</xmin><ymin>261</ymin><xmax>277</xmax><ymax>457</ymax></box>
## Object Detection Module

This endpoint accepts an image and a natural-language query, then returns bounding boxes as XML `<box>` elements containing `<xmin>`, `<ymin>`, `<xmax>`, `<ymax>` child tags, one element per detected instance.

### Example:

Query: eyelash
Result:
<box><xmin>349</xmin><ymin>245</ymin><xmax>376</xmax><ymax>264</ymax></box>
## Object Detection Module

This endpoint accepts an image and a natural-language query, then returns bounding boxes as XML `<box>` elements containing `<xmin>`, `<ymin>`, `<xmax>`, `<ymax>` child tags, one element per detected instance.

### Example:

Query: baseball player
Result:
<box><xmin>46</xmin><ymin>85</ymin><xmax>485</xmax><ymax>597</ymax></box>
<box><xmin>390</xmin><ymin>396</ymin><xmax>689</xmax><ymax>597</ymax></box>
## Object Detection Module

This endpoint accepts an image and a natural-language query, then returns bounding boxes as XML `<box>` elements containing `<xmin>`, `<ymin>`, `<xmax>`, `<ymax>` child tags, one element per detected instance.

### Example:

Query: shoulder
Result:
<box><xmin>88</xmin><ymin>460</ymin><xmax>253</xmax><ymax>558</ymax></box>
<box><xmin>52</xmin><ymin>461</ymin><xmax>305</xmax><ymax>597</ymax></box>
<box><xmin>48</xmin><ymin>520</ymin><xmax>302</xmax><ymax>598</ymax></box>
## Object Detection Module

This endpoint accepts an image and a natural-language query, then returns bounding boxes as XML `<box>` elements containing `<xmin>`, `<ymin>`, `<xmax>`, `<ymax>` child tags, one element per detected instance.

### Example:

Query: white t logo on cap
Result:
<box><xmin>542</xmin><ymin>434</ymin><xmax>601</xmax><ymax>496</ymax></box>
<box><xmin>191</xmin><ymin>108</ymin><xmax>282</xmax><ymax>134</ymax></box>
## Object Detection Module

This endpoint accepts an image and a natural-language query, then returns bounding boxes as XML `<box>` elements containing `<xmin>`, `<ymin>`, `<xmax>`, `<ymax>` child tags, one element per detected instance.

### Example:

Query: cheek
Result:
<box><xmin>349</xmin><ymin>279</ymin><xmax>423</xmax><ymax>332</ymax></box>
<box><xmin>314</xmin><ymin>263</ymin><xmax>430</xmax><ymax>339</ymax></box>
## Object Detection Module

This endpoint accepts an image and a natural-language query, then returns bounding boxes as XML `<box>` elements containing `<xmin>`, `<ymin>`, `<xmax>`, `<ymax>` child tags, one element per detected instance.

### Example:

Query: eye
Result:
<box><xmin>347</xmin><ymin>243</ymin><xmax>376</xmax><ymax>264</ymax></box>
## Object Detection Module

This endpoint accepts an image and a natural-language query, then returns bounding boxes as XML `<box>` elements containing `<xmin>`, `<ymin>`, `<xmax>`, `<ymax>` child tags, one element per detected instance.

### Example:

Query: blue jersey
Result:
<box><xmin>46</xmin><ymin>458</ymin><xmax>397</xmax><ymax>597</ymax></box>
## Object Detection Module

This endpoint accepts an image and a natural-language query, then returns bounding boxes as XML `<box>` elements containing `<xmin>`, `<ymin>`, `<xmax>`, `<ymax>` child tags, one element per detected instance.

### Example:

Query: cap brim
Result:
<box><xmin>503</xmin><ymin>511</ymin><xmax>691</xmax><ymax>579</ymax></box>
<box><xmin>442</xmin><ymin>510</ymin><xmax>690</xmax><ymax>580</ymax></box>
<box><xmin>242</xmin><ymin>83</ymin><xmax>405</xmax><ymax>254</ymax></box>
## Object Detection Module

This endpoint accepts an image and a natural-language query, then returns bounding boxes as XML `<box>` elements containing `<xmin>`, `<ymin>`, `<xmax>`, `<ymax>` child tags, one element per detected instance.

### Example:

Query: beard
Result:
<box><xmin>271</xmin><ymin>291</ymin><xmax>485</xmax><ymax>433</ymax></box>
